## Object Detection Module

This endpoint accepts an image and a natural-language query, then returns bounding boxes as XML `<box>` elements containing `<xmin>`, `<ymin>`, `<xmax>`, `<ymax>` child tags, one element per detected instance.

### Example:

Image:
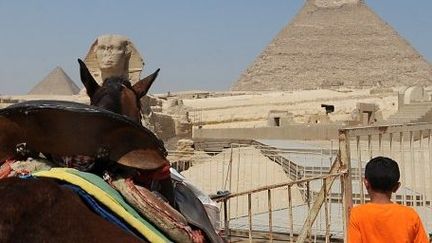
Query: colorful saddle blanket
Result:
<box><xmin>61</xmin><ymin>183</ymin><xmax>139</xmax><ymax>237</ymax></box>
<box><xmin>33</xmin><ymin>168</ymin><xmax>171</xmax><ymax>243</ymax></box>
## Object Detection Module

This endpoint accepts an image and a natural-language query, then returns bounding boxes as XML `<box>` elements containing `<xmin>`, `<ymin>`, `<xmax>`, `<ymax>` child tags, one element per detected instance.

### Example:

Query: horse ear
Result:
<box><xmin>132</xmin><ymin>68</ymin><xmax>160</xmax><ymax>98</ymax></box>
<box><xmin>78</xmin><ymin>59</ymin><xmax>100</xmax><ymax>98</ymax></box>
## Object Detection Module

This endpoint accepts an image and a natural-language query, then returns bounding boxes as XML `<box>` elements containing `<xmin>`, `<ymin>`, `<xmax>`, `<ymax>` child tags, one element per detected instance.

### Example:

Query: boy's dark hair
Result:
<box><xmin>365</xmin><ymin>156</ymin><xmax>400</xmax><ymax>192</ymax></box>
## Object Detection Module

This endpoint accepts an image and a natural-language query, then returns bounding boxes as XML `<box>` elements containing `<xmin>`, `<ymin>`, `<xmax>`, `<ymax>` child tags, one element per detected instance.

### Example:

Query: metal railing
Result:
<box><xmin>168</xmin><ymin>142</ymin><xmax>344</xmax><ymax>242</ymax></box>
<box><xmin>168</xmin><ymin>142</ymin><xmax>336</xmax><ymax>197</ymax></box>
<box><xmin>215</xmin><ymin>154</ymin><xmax>346</xmax><ymax>242</ymax></box>
<box><xmin>171</xmin><ymin>123</ymin><xmax>432</xmax><ymax>242</ymax></box>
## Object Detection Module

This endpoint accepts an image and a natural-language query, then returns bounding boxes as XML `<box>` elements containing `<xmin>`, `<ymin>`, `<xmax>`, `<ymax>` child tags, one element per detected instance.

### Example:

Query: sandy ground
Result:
<box><xmin>181</xmin><ymin>146</ymin><xmax>304</xmax><ymax>217</ymax></box>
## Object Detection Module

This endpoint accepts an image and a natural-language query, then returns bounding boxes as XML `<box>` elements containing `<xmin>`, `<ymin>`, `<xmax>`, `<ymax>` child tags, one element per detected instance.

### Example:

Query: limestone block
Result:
<box><xmin>404</xmin><ymin>86</ymin><xmax>428</xmax><ymax>104</ymax></box>
<box><xmin>369</xmin><ymin>87</ymin><xmax>394</xmax><ymax>95</ymax></box>
<box><xmin>307</xmin><ymin>114</ymin><xmax>331</xmax><ymax>124</ymax></box>
<box><xmin>163</xmin><ymin>98</ymin><xmax>182</xmax><ymax>110</ymax></box>
<box><xmin>176</xmin><ymin>139</ymin><xmax>194</xmax><ymax>150</ymax></box>
<box><xmin>374</xmin><ymin>110</ymin><xmax>384</xmax><ymax>122</ymax></box>
<box><xmin>151</xmin><ymin>106</ymin><xmax>163</xmax><ymax>113</ymax></box>
<box><xmin>313</xmin><ymin>0</ymin><xmax>360</xmax><ymax>8</ymax></box>
<box><xmin>175</xmin><ymin>120</ymin><xmax>192</xmax><ymax>137</ymax></box>
<box><xmin>267</xmin><ymin>110</ymin><xmax>294</xmax><ymax>127</ymax></box>
<box><xmin>151</xmin><ymin>113</ymin><xmax>176</xmax><ymax>141</ymax></box>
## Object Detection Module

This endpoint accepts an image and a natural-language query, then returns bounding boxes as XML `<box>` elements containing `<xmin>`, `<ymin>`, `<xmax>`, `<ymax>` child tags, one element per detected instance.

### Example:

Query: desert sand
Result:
<box><xmin>181</xmin><ymin>146</ymin><xmax>304</xmax><ymax>217</ymax></box>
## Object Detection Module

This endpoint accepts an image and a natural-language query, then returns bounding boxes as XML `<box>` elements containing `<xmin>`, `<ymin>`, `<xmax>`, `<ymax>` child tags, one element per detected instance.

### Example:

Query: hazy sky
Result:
<box><xmin>0</xmin><ymin>1</ymin><xmax>431</xmax><ymax>95</ymax></box>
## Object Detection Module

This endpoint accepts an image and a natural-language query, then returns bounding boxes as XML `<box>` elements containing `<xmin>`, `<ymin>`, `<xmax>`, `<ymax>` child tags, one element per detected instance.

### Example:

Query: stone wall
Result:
<box><xmin>149</xmin><ymin>113</ymin><xmax>176</xmax><ymax>141</ymax></box>
<box><xmin>192</xmin><ymin>124</ymin><xmax>342</xmax><ymax>140</ymax></box>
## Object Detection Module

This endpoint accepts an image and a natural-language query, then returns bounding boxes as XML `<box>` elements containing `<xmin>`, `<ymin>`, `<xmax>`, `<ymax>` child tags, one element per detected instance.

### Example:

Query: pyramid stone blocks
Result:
<box><xmin>232</xmin><ymin>1</ymin><xmax>432</xmax><ymax>91</ymax></box>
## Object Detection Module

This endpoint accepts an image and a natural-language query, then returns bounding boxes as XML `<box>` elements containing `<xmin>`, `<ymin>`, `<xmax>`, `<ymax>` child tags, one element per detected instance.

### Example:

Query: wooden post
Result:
<box><xmin>324</xmin><ymin>178</ymin><xmax>331</xmax><ymax>243</ymax></box>
<box><xmin>339</xmin><ymin>129</ymin><xmax>353</xmax><ymax>243</ymax></box>
<box><xmin>296</xmin><ymin>155</ymin><xmax>342</xmax><ymax>242</ymax></box>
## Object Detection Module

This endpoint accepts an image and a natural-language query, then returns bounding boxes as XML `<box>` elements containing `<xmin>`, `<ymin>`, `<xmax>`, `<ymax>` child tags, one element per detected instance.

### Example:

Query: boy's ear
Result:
<box><xmin>392</xmin><ymin>182</ymin><xmax>401</xmax><ymax>193</ymax></box>
<box><xmin>363</xmin><ymin>178</ymin><xmax>370</xmax><ymax>189</ymax></box>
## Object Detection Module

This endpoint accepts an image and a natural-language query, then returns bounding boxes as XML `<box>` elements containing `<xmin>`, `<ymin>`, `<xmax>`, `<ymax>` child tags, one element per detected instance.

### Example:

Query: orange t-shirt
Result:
<box><xmin>348</xmin><ymin>203</ymin><xmax>429</xmax><ymax>243</ymax></box>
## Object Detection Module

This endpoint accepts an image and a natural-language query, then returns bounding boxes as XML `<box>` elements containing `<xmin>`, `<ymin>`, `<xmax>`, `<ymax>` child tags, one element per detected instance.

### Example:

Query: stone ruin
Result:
<box><xmin>402</xmin><ymin>86</ymin><xmax>431</xmax><ymax>105</ymax></box>
<box><xmin>267</xmin><ymin>110</ymin><xmax>294</xmax><ymax>127</ymax></box>
<box><xmin>349</xmin><ymin>102</ymin><xmax>383</xmax><ymax>126</ymax></box>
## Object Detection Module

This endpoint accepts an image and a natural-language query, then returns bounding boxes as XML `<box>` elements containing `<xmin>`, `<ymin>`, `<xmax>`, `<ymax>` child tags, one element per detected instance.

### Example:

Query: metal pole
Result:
<box><xmin>368</xmin><ymin>134</ymin><xmax>372</xmax><ymax>160</ymax></box>
<box><xmin>268</xmin><ymin>189</ymin><xmax>273</xmax><ymax>242</ymax></box>
<box><xmin>356</xmin><ymin>136</ymin><xmax>364</xmax><ymax>203</ymax></box>
<box><xmin>248</xmin><ymin>193</ymin><xmax>252</xmax><ymax>242</ymax></box>
<box><xmin>409</xmin><ymin>131</ymin><xmax>416</xmax><ymax>206</ymax></box>
<box><xmin>389</xmin><ymin>133</ymin><xmax>393</xmax><ymax>158</ymax></box>
<box><xmin>288</xmin><ymin>186</ymin><xmax>294</xmax><ymax>243</ymax></box>
<box><xmin>400</xmin><ymin>132</ymin><xmax>407</xmax><ymax>205</ymax></box>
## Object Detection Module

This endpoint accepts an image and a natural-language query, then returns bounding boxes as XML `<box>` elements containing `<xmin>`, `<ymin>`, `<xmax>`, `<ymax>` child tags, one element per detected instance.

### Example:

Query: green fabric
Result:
<box><xmin>66</xmin><ymin>169</ymin><xmax>139</xmax><ymax>217</ymax></box>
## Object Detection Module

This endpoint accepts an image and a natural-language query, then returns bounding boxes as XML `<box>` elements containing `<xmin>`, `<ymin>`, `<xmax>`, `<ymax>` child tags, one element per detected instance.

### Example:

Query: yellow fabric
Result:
<box><xmin>33</xmin><ymin>168</ymin><xmax>170</xmax><ymax>243</ymax></box>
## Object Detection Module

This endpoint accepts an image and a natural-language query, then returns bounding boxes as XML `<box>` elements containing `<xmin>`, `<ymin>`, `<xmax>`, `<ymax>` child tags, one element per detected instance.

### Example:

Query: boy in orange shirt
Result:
<box><xmin>348</xmin><ymin>156</ymin><xmax>429</xmax><ymax>243</ymax></box>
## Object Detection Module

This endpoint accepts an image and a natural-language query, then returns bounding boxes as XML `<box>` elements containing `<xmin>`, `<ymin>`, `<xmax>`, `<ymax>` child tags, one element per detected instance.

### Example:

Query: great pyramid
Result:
<box><xmin>28</xmin><ymin>67</ymin><xmax>80</xmax><ymax>95</ymax></box>
<box><xmin>232</xmin><ymin>0</ymin><xmax>432</xmax><ymax>91</ymax></box>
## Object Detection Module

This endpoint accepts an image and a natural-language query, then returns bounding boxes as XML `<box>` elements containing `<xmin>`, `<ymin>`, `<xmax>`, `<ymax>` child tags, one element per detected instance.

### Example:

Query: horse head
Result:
<box><xmin>78</xmin><ymin>59</ymin><xmax>159</xmax><ymax>124</ymax></box>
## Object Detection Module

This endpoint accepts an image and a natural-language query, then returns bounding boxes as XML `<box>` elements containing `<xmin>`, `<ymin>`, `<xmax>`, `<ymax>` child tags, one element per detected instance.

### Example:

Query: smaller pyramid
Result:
<box><xmin>28</xmin><ymin>67</ymin><xmax>80</xmax><ymax>95</ymax></box>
